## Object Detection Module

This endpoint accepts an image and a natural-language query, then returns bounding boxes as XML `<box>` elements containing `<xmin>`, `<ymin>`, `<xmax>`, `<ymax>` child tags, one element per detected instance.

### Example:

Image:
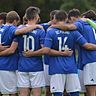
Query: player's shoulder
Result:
<box><xmin>69</xmin><ymin>30</ymin><xmax>80</xmax><ymax>36</ymax></box>
<box><xmin>32</xmin><ymin>28</ymin><xmax>45</xmax><ymax>36</ymax></box>
<box><xmin>35</xmin><ymin>28</ymin><xmax>45</xmax><ymax>33</ymax></box>
<box><xmin>0</xmin><ymin>25</ymin><xmax>12</xmax><ymax>32</ymax></box>
<box><xmin>47</xmin><ymin>27</ymin><xmax>58</xmax><ymax>32</ymax></box>
<box><xmin>6</xmin><ymin>25</ymin><xmax>17</xmax><ymax>32</ymax></box>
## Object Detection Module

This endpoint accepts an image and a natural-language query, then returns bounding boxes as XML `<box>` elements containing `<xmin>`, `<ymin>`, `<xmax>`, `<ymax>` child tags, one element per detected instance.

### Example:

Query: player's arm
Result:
<box><xmin>82</xmin><ymin>43</ymin><xmax>96</xmax><ymax>50</ymax></box>
<box><xmin>23</xmin><ymin>47</ymin><xmax>73</xmax><ymax>57</ymax></box>
<box><xmin>0</xmin><ymin>41</ymin><xmax>18</xmax><ymax>56</ymax></box>
<box><xmin>51</xmin><ymin>23</ymin><xmax>77</xmax><ymax>30</ymax></box>
<box><xmin>15</xmin><ymin>24</ymin><xmax>44</xmax><ymax>35</ymax></box>
<box><xmin>75</xmin><ymin>31</ymin><xmax>96</xmax><ymax>50</ymax></box>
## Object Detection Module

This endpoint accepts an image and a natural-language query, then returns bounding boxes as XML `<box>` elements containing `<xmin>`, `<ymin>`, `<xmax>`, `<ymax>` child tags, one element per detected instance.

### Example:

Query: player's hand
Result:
<box><xmin>22</xmin><ymin>50</ymin><xmax>33</xmax><ymax>57</ymax></box>
<box><xmin>62</xmin><ymin>49</ymin><xmax>73</xmax><ymax>56</ymax></box>
<box><xmin>0</xmin><ymin>44</ymin><xmax>9</xmax><ymax>51</ymax></box>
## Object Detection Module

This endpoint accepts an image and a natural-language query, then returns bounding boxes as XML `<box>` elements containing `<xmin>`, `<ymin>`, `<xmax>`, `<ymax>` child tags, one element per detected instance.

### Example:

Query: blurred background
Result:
<box><xmin>0</xmin><ymin>0</ymin><xmax>95</xmax><ymax>23</ymax></box>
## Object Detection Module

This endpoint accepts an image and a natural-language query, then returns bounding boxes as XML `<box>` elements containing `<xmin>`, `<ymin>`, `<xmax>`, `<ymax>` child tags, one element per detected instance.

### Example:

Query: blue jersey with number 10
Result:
<box><xmin>44</xmin><ymin>28</ymin><xmax>87</xmax><ymax>75</ymax></box>
<box><xmin>16</xmin><ymin>26</ymin><xmax>45</xmax><ymax>72</ymax></box>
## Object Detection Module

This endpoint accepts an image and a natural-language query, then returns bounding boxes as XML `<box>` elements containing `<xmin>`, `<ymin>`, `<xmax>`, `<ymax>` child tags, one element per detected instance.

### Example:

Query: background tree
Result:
<box><xmin>0</xmin><ymin>0</ymin><xmax>95</xmax><ymax>22</ymax></box>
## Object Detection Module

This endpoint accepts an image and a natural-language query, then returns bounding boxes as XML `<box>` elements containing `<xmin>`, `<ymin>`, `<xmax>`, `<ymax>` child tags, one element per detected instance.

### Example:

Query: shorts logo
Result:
<box><xmin>52</xmin><ymin>87</ymin><xmax>55</xmax><ymax>89</ymax></box>
<box><xmin>91</xmin><ymin>79</ymin><xmax>94</xmax><ymax>81</ymax></box>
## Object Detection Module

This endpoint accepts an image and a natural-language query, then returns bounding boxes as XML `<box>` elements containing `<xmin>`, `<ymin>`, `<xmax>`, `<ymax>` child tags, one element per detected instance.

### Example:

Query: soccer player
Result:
<box><xmin>0</xmin><ymin>11</ymin><xmax>20</xmax><ymax>96</ymax></box>
<box><xmin>0</xmin><ymin>10</ymin><xmax>45</xmax><ymax>96</ymax></box>
<box><xmin>23</xmin><ymin>10</ymin><xmax>96</xmax><ymax>96</ymax></box>
<box><xmin>67</xmin><ymin>9</ymin><xmax>87</xmax><ymax>96</ymax></box>
<box><xmin>41</xmin><ymin>10</ymin><xmax>59</xmax><ymax>96</ymax></box>
<box><xmin>15</xmin><ymin>6</ymin><xmax>46</xmax><ymax>96</ymax></box>
<box><xmin>51</xmin><ymin>9</ymin><xmax>96</xmax><ymax>96</ymax></box>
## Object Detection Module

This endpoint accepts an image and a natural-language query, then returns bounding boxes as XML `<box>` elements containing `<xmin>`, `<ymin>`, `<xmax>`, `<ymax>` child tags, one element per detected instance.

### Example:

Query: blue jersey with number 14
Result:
<box><xmin>44</xmin><ymin>28</ymin><xmax>87</xmax><ymax>75</ymax></box>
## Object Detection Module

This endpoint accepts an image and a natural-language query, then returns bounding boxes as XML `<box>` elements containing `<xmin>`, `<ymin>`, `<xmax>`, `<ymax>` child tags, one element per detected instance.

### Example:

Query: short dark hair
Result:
<box><xmin>68</xmin><ymin>9</ymin><xmax>80</xmax><ymax>19</ymax></box>
<box><xmin>50</xmin><ymin>10</ymin><xmax>59</xmax><ymax>20</ymax></box>
<box><xmin>82</xmin><ymin>10</ymin><xmax>96</xmax><ymax>20</ymax></box>
<box><xmin>26</xmin><ymin>6</ymin><xmax>40</xmax><ymax>20</ymax></box>
<box><xmin>54</xmin><ymin>10</ymin><xmax>67</xmax><ymax>21</ymax></box>
<box><xmin>6</xmin><ymin>11</ymin><xmax>20</xmax><ymax>23</ymax></box>
<box><xmin>0</xmin><ymin>12</ymin><xmax>7</xmax><ymax>24</ymax></box>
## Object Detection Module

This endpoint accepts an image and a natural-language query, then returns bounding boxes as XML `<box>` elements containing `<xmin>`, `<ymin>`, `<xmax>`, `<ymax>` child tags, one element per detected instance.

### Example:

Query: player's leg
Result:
<box><xmin>0</xmin><ymin>93</ymin><xmax>3</xmax><ymax>96</ymax></box>
<box><xmin>9</xmin><ymin>93</ymin><xmax>18</xmax><ymax>96</ymax></box>
<box><xmin>63</xmin><ymin>89</ymin><xmax>70</xmax><ymax>96</ymax></box>
<box><xmin>32</xmin><ymin>87</ymin><xmax>41</xmax><ymax>96</ymax></box>
<box><xmin>78</xmin><ymin>69</ymin><xmax>87</xmax><ymax>96</ymax></box>
<box><xmin>30</xmin><ymin>71</ymin><xmax>45</xmax><ymax>96</ymax></box>
<box><xmin>0</xmin><ymin>71</ymin><xmax>17</xmax><ymax>96</ymax></box>
<box><xmin>17</xmin><ymin>72</ymin><xmax>30</xmax><ymax>96</ymax></box>
<box><xmin>44</xmin><ymin>64</ymin><xmax>52</xmax><ymax>96</ymax></box>
<box><xmin>84</xmin><ymin>62</ymin><xmax>96</xmax><ymax>96</ymax></box>
<box><xmin>85</xmin><ymin>85</ymin><xmax>96</xmax><ymax>96</ymax></box>
<box><xmin>66</xmin><ymin>74</ymin><xmax>81</xmax><ymax>96</ymax></box>
<box><xmin>50</xmin><ymin>74</ymin><xmax>66</xmax><ymax>96</ymax></box>
<box><xmin>45</xmin><ymin>86</ymin><xmax>52</xmax><ymax>96</ymax></box>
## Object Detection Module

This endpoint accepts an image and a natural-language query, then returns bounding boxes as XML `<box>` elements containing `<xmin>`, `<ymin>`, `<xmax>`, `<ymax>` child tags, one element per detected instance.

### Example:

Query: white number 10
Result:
<box><xmin>23</xmin><ymin>35</ymin><xmax>35</xmax><ymax>51</ymax></box>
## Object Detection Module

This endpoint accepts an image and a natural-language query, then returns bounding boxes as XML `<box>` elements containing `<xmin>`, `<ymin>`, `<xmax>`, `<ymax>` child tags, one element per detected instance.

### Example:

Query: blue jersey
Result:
<box><xmin>16</xmin><ymin>26</ymin><xmax>45</xmax><ymax>72</ymax></box>
<box><xmin>44</xmin><ymin>28</ymin><xmax>87</xmax><ymax>75</ymax></box>
<box><xmin>0</xmin><ymin>25</ymin><xmax>18</xmax><ymax>71</ymax></box>
<box><xmin>74</xmin><ymin>20</ymin><xmax>96</xmax><ymax>70</ymax></box>
<box><xmin>41</xmin><ymin>23</ymin><xmax>51</xmax><ymax>65</ymax></box>
<box><xmin>41</xmin><ymin>23</ymin><xmax>50</xmax><ymax>31</ymax></box>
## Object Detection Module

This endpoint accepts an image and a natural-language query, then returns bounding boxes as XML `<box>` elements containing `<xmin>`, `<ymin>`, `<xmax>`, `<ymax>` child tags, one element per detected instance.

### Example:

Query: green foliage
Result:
<box><xmin>60</xmin><ymin>0</ymin><xmax>96</xmax><ymax>13</ymax></box>
<box><xmin>0</xmin><ymin>0</ymin><xmax>95</xmax><ymax>22</ymax></box>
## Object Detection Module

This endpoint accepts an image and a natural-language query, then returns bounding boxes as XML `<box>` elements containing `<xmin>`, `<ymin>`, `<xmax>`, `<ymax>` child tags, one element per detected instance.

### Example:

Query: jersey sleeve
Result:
<box><xmin>73</xmin><ymin>31</ymin><xmax>87</xmax><ymax>46</ymax></box>
<box><xmin>74</xmin><ymin>20</ymin><xmax>84</xmax><ymax>32</ymax></box>
<box><xmin>39</xmin><ymin>29</ymin><xmax>46</xmax><ymax>45</ymax></box>
<box><xmin>44</xmin><ymin>29</ymin><xmax>53</xmax><ymax>48</ymax></box>
<box><xmin>13</xmin><ymin>36</ymin><xmax>19</xmax><ymax>43</ymax></box>
<box><xmin>10</xmin><ymin>26</ymin><xmax>17</xmax><ymax>37</ymax></box>
<box><xmin>86</xmin><ymin>19</ymin><xmax>96</xmax><ymax>30</ymax></box>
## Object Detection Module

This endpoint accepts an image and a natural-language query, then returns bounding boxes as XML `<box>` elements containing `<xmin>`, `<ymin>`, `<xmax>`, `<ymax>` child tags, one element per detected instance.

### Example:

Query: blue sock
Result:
<box><xmin>53</xmin><ymin>92</ymin><xmax>62</xmax><ymax>96</ymax></box>
<box><xmin>69</xmin><ymin>92</ymin><xmax>80</xmax><ymax>96</ymax></box>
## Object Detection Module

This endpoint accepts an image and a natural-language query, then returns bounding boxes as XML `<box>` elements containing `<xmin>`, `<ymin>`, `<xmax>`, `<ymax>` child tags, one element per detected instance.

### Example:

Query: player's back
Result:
<box><xmin>45</xmin><ymin>28</ymin><xmax>86</xmax><ymax>75</ymax></box>
<box><xmin>17</xmin><ymin>26</ymin><xmax>45</xmax><ymax>72</ymax></box>
<box><xmin>0</xmin><ymin>24</ymin><xmax>18</xmax><ymax>71</ymax></box>
<box><xmin>75</xmin><ymin>20</ymin><xmax>96</xmax><ymax>69</ymax></box>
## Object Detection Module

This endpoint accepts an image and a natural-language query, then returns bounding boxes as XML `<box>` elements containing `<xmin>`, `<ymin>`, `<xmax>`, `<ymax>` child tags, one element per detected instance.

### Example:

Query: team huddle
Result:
<box><xmin>0</xmin><ymin>6</ymin><xmax>96</xmax><ymax>96</ymax></box>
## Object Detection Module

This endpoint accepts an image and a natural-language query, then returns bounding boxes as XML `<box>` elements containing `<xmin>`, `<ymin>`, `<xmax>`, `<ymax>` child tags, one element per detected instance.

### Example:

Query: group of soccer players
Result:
<box><xmin>0</xmin><ymin>6</ymin><xmax>96</xmax><ymax>96</ymax></box>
